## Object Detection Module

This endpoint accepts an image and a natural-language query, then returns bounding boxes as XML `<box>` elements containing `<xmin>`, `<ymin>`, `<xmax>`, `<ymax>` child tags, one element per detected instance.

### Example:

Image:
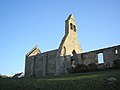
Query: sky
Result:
<box><xmin>0</xmin><ymin>0</ymin><xmax>120</xmax><ymax>76</ymax></box>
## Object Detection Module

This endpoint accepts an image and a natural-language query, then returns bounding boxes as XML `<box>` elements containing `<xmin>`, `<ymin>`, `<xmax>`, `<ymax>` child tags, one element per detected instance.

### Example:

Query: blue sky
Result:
<box><xmin>0</xmin><ymin>0</ymin><xmax>120</xmax><ymax>76</ymax></box>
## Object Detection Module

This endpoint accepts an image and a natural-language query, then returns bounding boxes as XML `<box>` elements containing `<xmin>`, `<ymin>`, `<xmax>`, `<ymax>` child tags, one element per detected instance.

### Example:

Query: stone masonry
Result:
<box><xmin>25</xmin><ymin>14</ymin><xmax>120</xmax><ymax>78</ymax></box>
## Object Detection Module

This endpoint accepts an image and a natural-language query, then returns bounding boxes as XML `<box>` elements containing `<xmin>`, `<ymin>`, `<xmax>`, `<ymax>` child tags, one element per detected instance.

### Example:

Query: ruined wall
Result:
<box><xmin>25</xmin><ymin>46</ymin><xmax>41</xmax><ymax>78</ymax></box>
<box><xmin>82</xmin><ymin>51</ymin><xmax>98</xmax><ymax>65</ymax></box>
<box><xmin>81</xmin><ymin>45</ymin><xmax>120</xmax><ymax>68</ymax></box>
<box><xmin>34</xmin><ymin>54</ymin><xmax>46</xmax><ymax>77</ymax></box>
<box><xmin>34</xmin><ymin>49</ymin><xmax>57</xmax><ymax>77</ymax></box>
<box><xmin>25</xmin><ymin>56</ymin><xmax>35</xmax><ymax>77</ymax></box>
<box><xmin>25</xmin><ymin>49</ymin><xmax>57</xmax><ymax>77</ymax></box>
<box><xmin>103</xmin><ymin>45</ymin><xmax>120</xmax><ymax>67</ymax></box>
<box><xmin>47</xmin><ymin>50</ymin><xmax>58</xmax><ymax>76</ymax></box>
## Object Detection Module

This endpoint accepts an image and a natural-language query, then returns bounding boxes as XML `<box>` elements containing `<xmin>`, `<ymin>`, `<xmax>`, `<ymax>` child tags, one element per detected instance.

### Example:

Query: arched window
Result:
<box><xmin>70</xmin><ymin>23</ymin><xmax>73</xmax><ymax>30</ymax></box>
<box><xmin>74</xmin><ymin>25</ymin><xmax>76</xmax><ymax>32</ymax></box>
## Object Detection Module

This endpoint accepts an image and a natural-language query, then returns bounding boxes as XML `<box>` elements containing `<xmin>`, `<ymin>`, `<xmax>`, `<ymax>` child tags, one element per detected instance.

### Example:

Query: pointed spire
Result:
<box><xmin>67</xmin><ymin>14</ymin><xmax>75</xmax><ymax>20</ymax></box>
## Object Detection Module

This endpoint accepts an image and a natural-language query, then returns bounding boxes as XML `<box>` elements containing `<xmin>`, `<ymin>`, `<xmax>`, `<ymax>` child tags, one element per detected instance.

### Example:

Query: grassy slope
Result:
<box><xmin>0</xmin><ymin>69</ymin><xmax>120</xmax><ymax>90</ymax></box>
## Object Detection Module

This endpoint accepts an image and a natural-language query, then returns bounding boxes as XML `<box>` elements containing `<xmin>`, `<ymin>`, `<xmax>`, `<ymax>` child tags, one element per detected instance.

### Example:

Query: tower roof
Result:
<box><xmin>67</xmin><ymin>14</ymin><xmax>75</xmax><ymax>20</ymax></box>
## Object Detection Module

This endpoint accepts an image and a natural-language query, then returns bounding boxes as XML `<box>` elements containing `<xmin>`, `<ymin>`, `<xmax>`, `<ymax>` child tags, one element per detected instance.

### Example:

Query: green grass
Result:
<box><xmin>0</xmin><ymin>69</ymin><xmax>120</xmax><ymax>90</ymax></box>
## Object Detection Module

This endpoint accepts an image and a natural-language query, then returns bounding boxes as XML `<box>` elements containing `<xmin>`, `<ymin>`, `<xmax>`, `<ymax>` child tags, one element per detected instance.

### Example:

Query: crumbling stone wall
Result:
<box><xmin>81</xmin><ymin>45</ymin><xmax>120</xmax><ymax>68</ymax></box>
<box><xmin>81</xmin><ymin>51</ymin><xmax>98</xmax><ymax>65</ymax></box>
<box><xmin>103</xmin><ymin>46</ymin><xmax>120</xmax><ymax>66</ymax></box>
<box><xmin>25</xmin><ymin>49</ymin><xmax>57</xmax><ymax>78</ymax></box>
<box><xmin>25</xmin><ymin>56</ymin><xmax>35</xmax><ymax>77</ymax></box>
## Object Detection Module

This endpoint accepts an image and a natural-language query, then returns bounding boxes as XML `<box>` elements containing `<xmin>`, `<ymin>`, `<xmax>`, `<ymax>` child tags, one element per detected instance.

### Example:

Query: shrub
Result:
<box><xmin>88</xmin><ymin>63</ymin><xmax>98</xmax><ymax>71</ymax></box>
<box><xmin>113</xmin><ymin>59</ymin><xmax>120</xmax><ymax>69</ymax></box>
<box><xmin>75</xmin><ymin>64</ymin><xmax>87</xmax><ymax>72</ymax></box>
<box><xmin>67</xmin><ymin>67</ymin><xmax>76</xmax><ymax>73</ymax></box>
<box><xmin>67</xmin><ymin>64</ymin><xmax>87</xmax><ymax>73</ymax></box>
<box><xmin>98</xmin><ymin>63</ymin><xmax>105</xmax><ymax>70</ymax></box>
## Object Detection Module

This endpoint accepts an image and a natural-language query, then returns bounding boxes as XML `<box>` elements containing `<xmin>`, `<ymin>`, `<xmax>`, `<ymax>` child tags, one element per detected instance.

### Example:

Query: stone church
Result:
<box><xmin>25</xmin><ymin>14</ymin><xmax>120</xmax><ymax>77</ymax></box>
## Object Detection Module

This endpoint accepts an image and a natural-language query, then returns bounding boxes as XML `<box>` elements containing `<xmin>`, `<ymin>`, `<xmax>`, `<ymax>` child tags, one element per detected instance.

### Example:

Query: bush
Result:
<box><xmin>88</xmin><ymin>63</ymin><xmax>98</xmax><ymax>71</ymax></box>
<box><xmin>113</xmin><ymin>59</ymin><xmax>120</xmax><ymax>69</ymax></box>
<box><xmin>67</xmin><ymin>67</ymin><xmax>76</xmax><ymax>73</ymax></box>
<box><xmin>75</xmin><ymin>64</ymin><xmax>87</xmax><ymax>72</ymax></box>
<box><xmin>68</xmin><ymin>64</ymin><xmax>87</xmax><ymax>73</ymax></box>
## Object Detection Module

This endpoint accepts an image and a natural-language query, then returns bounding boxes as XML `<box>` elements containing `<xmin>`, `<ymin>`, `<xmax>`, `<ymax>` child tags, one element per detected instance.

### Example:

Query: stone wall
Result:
<box><xmin>25</xmin><ymin>56</ymin><xmax>36</xmax><ymax>77</ymax></box>
<box><xmin>81</xmin><ymin>45</ymin><xmax>120</xmax><ymax>68</ymax></box>
<box><xmin>25</xmin><ymin>49</ymin><xmax>58</xmax><ymax>78</ymax></box>
<box><xmin>82</xmin><ymin>51</ymin><xmax>98</xmax><ymax>65</ymax></box>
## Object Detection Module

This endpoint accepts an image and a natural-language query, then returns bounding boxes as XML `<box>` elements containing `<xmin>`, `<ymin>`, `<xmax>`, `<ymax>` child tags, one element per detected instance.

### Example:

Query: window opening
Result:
<box><xmin>74</xmin><ymin>25</ymin><xmax>76</xmax><ymax>32</ymax></box>
<box><xmin>71</xmin><ymin>56</ymin><xmax>75</xmax><ymax>68</ymax></box>
<box><xmin>115</xmin><ymin>49</ymin><xmax>118</xmax><ymax>54</ymax></box>
<box><xmin>70</xmin><ymin>23</ymin><xmax>73</xmax><ymax>30</ymax></box>
<box><xmin>98</xmin><ymin>53</ymin><xmax>104</xmax><ymax>63</ymax></box>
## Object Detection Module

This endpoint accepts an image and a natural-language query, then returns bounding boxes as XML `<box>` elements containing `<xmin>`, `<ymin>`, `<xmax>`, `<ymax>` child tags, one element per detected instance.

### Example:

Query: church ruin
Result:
<box><xmin>25</xmin><ymin>14</ymin><xmax>120</xmax><ymax>77</ymax></box>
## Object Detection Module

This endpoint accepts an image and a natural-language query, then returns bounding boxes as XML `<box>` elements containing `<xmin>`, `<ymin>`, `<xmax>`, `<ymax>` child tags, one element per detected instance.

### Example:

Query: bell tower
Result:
<box><xmin>65</xmin><ymin>14</ymin><xmax>78</xmax><ymax>36</ymax></box>
<box><xmin>55</xmin><ymin>14</ymin><xmax>82</xmax><ymax>75</ymax></box>
<box><xmin>58</xmin><ymin>14</ymin><xmax>82</xmax><ymax>56</ymax></box>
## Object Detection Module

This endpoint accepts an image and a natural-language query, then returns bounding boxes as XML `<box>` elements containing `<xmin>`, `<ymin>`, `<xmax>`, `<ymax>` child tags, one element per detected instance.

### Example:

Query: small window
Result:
<box><xmin>115</xmin><ymin>49</ymin><xmax>118</xmax><ymax>54</ymax></box>
<box><xmin>70</xmin><ymin>23</ymin><xmax>73</xmax><ymax>30</ymax></box>
<box><xmin>71</xmin><ymin>60</ymin><xmax>75</xmax><ymax>68</ymax></box>
<box><xmin>98</xmin><ymin>53</ymin><xmax>104</xmax><ymax>63</ymax></box>
<box><xmin>74</xmin><ymin>25</ymin><xmax>76</xmax><ymax>32</ymax></box>
<box><xmin>71</xmin><ymin>56</ymin><xmax>75</xmax><ymax>68</ymax></box>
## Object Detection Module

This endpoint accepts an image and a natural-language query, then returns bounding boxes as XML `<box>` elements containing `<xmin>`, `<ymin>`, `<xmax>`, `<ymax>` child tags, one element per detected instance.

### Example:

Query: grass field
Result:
<box><xmin>0</xmin><ymin>69</ymin><xmax>120</xmax><ymax>90</ymax></box>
